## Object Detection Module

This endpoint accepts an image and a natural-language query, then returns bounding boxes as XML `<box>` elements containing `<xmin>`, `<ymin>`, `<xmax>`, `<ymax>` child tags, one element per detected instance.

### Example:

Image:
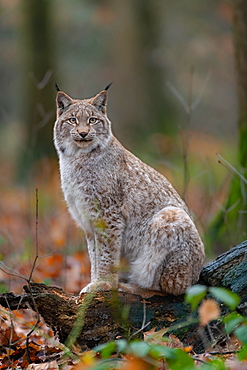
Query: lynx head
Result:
<box><xmin>54</xmin><ymin>85</ymin><xmax>113</xmax><ymax>156</ymax></box>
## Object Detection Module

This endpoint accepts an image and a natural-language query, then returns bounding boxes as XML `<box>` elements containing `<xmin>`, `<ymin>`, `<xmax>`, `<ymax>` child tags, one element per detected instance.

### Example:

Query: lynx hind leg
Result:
<box><xmin>160</xmin><ymin>247</ymin><xmax>202</xmax><ymax>295</ymax></box>
<box><xmin>130</xmin><ymin>206</ymin><xmax>205</xmax><ymax>296</ymax></box>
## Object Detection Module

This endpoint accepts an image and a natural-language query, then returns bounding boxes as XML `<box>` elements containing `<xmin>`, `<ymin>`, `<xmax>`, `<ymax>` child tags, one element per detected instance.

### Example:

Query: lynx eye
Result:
<box><xmin>68</xmin><ymin>117</ymin><xmax>77</xmax><ymax>125</ymax></box>
<box><xmin>88</xmin><ymin>117</ymin><xmax>97</xmax><ymax>125</ymax></box>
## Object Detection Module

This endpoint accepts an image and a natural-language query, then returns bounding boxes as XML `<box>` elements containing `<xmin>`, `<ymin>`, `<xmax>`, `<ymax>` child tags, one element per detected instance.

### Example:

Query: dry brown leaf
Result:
<box><xmin>199</xmin><ymin>299</ymin><xmax>220</xmax><ymax>326</ymax></box>
<box><xmin>27</xmin><ymin>361</ymin><xmax>59</xmax><ymax>370</ymax></box>
<box><xmin>143</xmin><ymin>327</ymin><xmax>168</xmax><ymax>344</ymax></box>
<box><xmin>166</xmin><ymin>334</ymin><xmax>184</xmax><ymax>348</ymax></box>
<box><xmin>0</xmin><ymin>326</ymin><xmax>24</xmax><ymax>347</ymax></box>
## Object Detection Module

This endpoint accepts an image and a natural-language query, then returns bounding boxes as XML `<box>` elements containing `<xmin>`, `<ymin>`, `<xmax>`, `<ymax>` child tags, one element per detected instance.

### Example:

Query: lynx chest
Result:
<box><xmin>59</xmin><ymin>155</ymin><xmax>122</xmax><ymax>230</ymax></box>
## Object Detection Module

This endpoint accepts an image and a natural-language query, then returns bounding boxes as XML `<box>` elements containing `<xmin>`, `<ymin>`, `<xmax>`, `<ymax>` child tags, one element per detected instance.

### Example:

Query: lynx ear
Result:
<box><xmin>91</xmin><ymin>90</ymin><xmax>108</xmax><ymax>115</ymax></box>
<box><xmin>56</xmin><ymin>91</ymin><xmax>74</xmax><ymax>117</ymax></box>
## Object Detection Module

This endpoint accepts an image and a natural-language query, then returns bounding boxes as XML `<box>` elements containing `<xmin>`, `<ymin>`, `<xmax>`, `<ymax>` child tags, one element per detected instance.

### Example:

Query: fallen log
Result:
<box><xmin>1</xmin><ymin>240</ymin><xmax>247</xmax><ymax>352</ymax></box>
<box><xmin>200</xmin><ymin>240</ymin><xmax>247</xmax><ymax>309</ymax></box>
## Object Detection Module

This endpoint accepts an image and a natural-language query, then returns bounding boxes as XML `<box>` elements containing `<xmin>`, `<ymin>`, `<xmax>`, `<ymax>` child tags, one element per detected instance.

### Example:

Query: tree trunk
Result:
<box><xmin>19</xmin><ymin>0</ymin><xmax>55</xmax><ymax>178</ymax></box>
<box><xmin>109</xmin><ymin>0</ymin><xmax>177</xmax><ymax>148</ymax></box>
<box><xmin>208</xmin><ymin>0</ymin><xmax>247</xmax><ymax>253</ymax></box>
<box><xmin>1</xmin><ymin>241</ymin><xmax>247</xmax><ymax>353</ymax></box>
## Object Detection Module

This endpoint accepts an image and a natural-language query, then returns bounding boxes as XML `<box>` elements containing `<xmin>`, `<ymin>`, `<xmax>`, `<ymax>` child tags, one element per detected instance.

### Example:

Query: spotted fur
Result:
<box><xmin>54</xmin><ymin>88</ymin><xmax>205</xmax><ymax>295</ymax></box>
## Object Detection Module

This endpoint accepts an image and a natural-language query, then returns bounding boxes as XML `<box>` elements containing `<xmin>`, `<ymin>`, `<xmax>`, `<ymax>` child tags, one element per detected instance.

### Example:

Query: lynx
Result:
<box><xmin>54</xmin><ymin>85</ymin><xmax>205</xmax><ymax>296</ymax></box>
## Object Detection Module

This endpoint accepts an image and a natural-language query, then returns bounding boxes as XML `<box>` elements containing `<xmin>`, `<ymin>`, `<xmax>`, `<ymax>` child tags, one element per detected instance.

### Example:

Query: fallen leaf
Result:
<box><xmin>199</xmin><ymin>299</ymin><xmax>220</xmax><ymax>326</ymax></box>
<box><xmin>27</xmin><ymin>360</ymin><xmax>59</xmax><ymax>369</ymax></box>
<box><xmin>143</xmin><ymin>327</ymin><xmax>168</xmax><ymax>344</ymax></box>
<box><xmin>166</xmin><ymin>334</ymin><xmax>184</xmax><ymax>348</ymax></box>
<box><xmin>0</xmin><ymin>326</ymin><xmax>24</xmax><ymax>347</ymax></box>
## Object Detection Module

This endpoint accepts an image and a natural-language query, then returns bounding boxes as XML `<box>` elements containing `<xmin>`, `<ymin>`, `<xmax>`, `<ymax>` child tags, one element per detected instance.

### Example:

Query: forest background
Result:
<box><xmin>0</xmin><ymin>0</ymin><xmax>246</xmax><ymax>295</ymax></box>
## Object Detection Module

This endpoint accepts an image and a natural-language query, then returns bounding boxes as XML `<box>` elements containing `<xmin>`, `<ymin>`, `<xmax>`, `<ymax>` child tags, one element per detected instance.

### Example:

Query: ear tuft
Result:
<box><xmin>104</xmin><ymin>82</ymin><xmax>113</xmax><ymax>91</ymax></box>
<box><xmin>56</xmin><ymin>92</ymin><xmax>73</xmax><ymax>117</ymax></box>
<box><xmin>91</xmin><ymin>90</ymin><xmax>108</xmax><ymax>114</ymax></box>
<box><xmin>55</xmin><ymin>82</ymin><xmax>61</xmax><ymax>92</ymax></box>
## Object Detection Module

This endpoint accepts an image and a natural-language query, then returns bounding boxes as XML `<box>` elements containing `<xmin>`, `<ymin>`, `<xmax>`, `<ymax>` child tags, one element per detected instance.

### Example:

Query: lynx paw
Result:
<box><xmin>118</xmin><ymin>282</ymin><xmax>166</xmax><ymax>298</ymax></box>
<box><xmin>79</xmin><ymin>281</ymin><xmax>116</xmax><ymax>295</ymax></box>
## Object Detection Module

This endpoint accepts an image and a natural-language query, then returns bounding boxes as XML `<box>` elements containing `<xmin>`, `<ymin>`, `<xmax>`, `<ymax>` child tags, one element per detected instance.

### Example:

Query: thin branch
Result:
<box><xmin>130</xmin><ymin>300</ymin><xmax>151</xmax><ymax>339</ymax></box>
<box><xmin>0</xmin><ymin>189</ymin><xmax>48</xmax><ymax>364</ymax></box>
<box><xmin>25</xmin><ymin>188</ymin><xmax>41</xmax><ymax>364</ymax></box>
<box><xmin>181</xmin><ymin>67</ymin><xmax>194</xmax><ymax>200</ymax></box>
<box><xmin>192</xmin><ymin>356</ymin><xmax>210</xmax><ymax>365</ymax></box>
<box><xmin>166</xmin><ymin>316</ymin><xmax>199</xmax><ymax>333</ymax></box>
<box><xmin>28</xmin><ymin>69</ymin><xmax>53</xmax><ymax>90</ymax></box>
<box><xmin>191</xmin><ymin>70</ymin><xmax>212</xmax><ymax>110</ymax></box>
<box><xmin>166</xmin><ymin>69</ymin><xmax>212</xmax><ymax>113</ymax></box>
<box><xmin>0</xmin><ymin>263</ymin><xmax>28</xmax><ymax>281</ymax></box>
<box><xmin>216</xmin><ymin>153</ymin><xmax>247</xmax><ymax>185</ymax></box>
<box><xmin>166</xmin><ymin>81</ymin><xmax>190</xmax><ymax>113</ymax></box>
<box><xmin>208</xmin><ymin>350</ymin><xmax>240</xmax><ymax>355</ymax></box>
<box><xmin>28</xmin><ymin>188</ymin><xmax>40</xmax><ymax>283</ymax></box>
<box><xmin>4</xmin><ymin>297</ymin><xmax>15</xmax><ymax>368</ymax></box>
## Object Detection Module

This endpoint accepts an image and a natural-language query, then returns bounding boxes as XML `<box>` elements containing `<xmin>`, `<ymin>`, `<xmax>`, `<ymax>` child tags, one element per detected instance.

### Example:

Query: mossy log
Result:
<box><xmin>1</xmin><ymin>240</ymin><xmax>247</xmax><ymax>352</ymax></box>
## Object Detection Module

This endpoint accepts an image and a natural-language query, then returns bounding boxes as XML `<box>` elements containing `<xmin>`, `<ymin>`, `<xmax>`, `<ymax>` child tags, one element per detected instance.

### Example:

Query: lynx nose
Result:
<box><xmin>79</xmin><ymin>131</ymin><xmax>88</xmax><ymax>138</ymax></box>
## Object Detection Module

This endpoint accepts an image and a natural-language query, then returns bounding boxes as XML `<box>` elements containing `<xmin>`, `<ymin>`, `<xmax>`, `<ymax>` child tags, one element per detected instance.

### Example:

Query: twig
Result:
<box><xmin>192</xmin><ymin>356</ymin><xmax>211</xmax><ymax>365</ymax></box>
<box><xmin>216</xmin><ymin>153</ymin><xmax>247</xmax><ymax>186</ymax></box>
<box><xmin>28</xmin><ymin>69</ymin><xmax>53</xmax><ymax>90</ymax></box>
<box><xmin>166</xmin><ymin>70</ymin><xmax>212</xmax><ymax>114</ymax></box>
<box><xmin>28</xmin><ymin>188</ymin><xmax>40</xmax><ymax>282</ymax></box>
<box><xmin>217</xmin><ymin>153</ymin><xmax>247</xmax><ymax>241</ymax></box>
<box><xmin>191</xmin><ymin>71</ymin><xmax>212</xmax><ymax>111</ymax></box>
<box><xmin>208</xmin><ymin>350</ymin><xmax>240</xmax><ymax>355</ymax></box>
<box><xmin>166</xmin><ymin>81</ymin><xmax>190</xmax><ymax>113</ymax></box>
<box><xmin>25</xmin><ymin>188</ymin><xmax>41</xmax><ymax>364</ymax></box>
<box><xmin>130</xmin><ymin>300</ymin><xmax>151</xmax><ymax>339</ymax></box>
<box><xmin>0</xmin><ymin>189</ymin><xmax>49</xmax><ymax>363</ymax></box>
<box><xmin>167</xmin><ymin>69</ymin><xmax>212</xmax><ymax>200</ymax></box>
<box><xmin>0</xmin><ymin>263</ymin><xmax>28</xmax><ymax>281</ymax></box>
<box><xmin>182</xmin><ymin>67</ymin><xmax>194</xmax><ymax>199</ymax></box>
<box><xmin>166</xmin><ymin>316</ymin><xmax>199</xmax><ymax>333</ymax></box>
<box><xmin>4</xmin><ymin>297</ymin><xmax>15</xmax><ymax>368</ymax></box>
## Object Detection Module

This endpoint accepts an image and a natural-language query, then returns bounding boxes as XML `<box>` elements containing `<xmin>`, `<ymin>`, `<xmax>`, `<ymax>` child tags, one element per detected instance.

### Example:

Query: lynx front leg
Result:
<box><xmin>80</xmin><ymin>226</ymin><xmax>122</xmax><ymax>294</ymax></box>
<box><xmin>86</xmin><ymin>234</ymin><xmax>97</xmax><ymax>282</ymax></box>
<box><xmin>129</xmin><ymin>206</ymin><xmax>205</xmax><ymax>295</ymax></box>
